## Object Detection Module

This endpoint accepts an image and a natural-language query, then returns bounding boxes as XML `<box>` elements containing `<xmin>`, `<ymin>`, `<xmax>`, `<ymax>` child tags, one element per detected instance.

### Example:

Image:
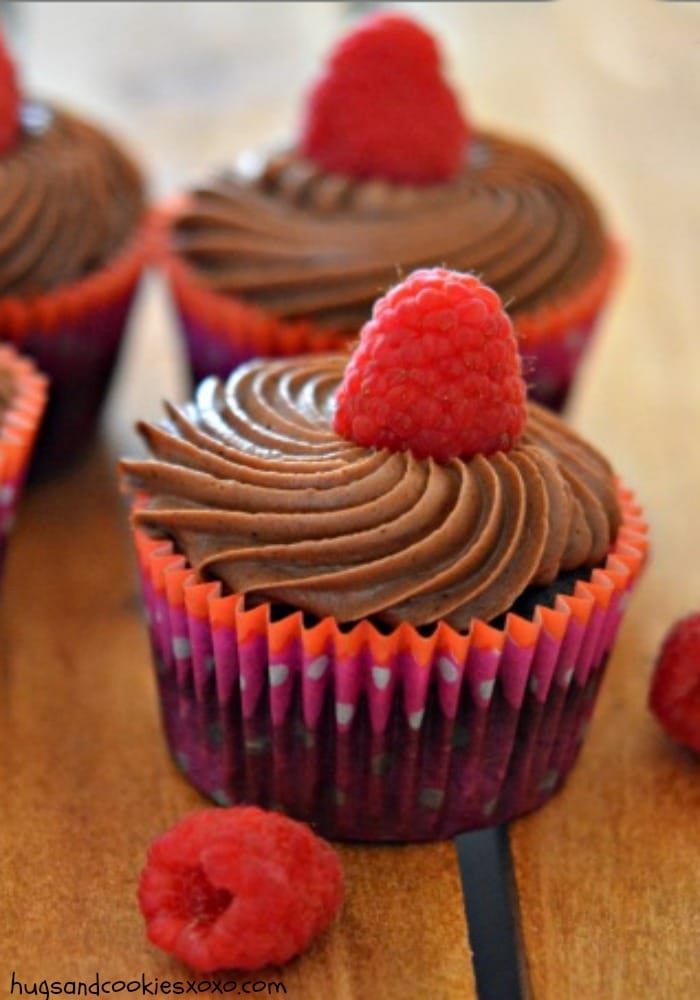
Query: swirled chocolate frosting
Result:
<box><xmin>172</xmin><ymin>131</ymin><xmax>608</xmax><ymax>331</ymax></box>
<box><xmin>123</xmin><ymin>355</ymin><xmax>620</xmax><ymax>629</ymax></box>
<box><xmin>0</xmin><ymin>105</ymin><xmax>145</xmax><ymax>296</ymax></box>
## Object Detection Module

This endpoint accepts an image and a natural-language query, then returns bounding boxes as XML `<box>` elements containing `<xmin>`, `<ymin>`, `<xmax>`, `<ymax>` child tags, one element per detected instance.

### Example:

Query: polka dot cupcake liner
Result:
<box><xmin>0</xmin><ymin>344</ymin><xmax>48</xmax><ymax>571</ymax></box>
<box><xmin>132</xmin><ymin>482</ymin><xmax>647</xmax><ymax>842</ymax></box>
<box><xmin>0</xmin><ymin>220</ymin><xmax>152</xmax><ymax>478</ymax></box>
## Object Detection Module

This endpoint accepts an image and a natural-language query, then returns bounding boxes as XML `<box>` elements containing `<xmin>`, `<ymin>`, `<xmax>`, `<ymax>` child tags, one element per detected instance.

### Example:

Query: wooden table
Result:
<box><xmin>3</xmin><ymin>3</ymin><xmax>700</xmax><ymax>998</ymax></box>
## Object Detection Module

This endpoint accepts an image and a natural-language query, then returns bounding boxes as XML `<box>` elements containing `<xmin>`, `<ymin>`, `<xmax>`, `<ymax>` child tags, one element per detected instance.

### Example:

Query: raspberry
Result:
<box><xmin>649</xmin><ymin>613</ymin><xmax>700</xmax><ymax>755</ymax></box>
<box><xmin>0</xmin><ymin>29</ymin><xmax>20</xmax><ymax>156</ymax></box>
<box><xmin>333</xmin><ymin>268</ymin><xmax>527</xmax><ymax>461</ymax></box>
<box><xmin>138</xmin><ymin>807</ymin><xmax>344</xmax><ymax>972</ymax></box>
<box><xmin>299</xmin><ymin>13</ymin><xmax>469</xmax><ymax>184</ymax></box>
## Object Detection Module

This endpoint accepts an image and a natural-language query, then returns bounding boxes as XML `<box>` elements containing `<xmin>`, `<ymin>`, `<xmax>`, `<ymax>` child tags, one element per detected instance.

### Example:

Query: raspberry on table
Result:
<box><xmin>0</xmin><ymin>29</ymin><xmax>20</xmax><ymax>156</ymax></box>
<box><xmin>299</xmin><ymin>13</ymin><xmax>469</xmax><ymax>184</ymax></box>
<box><xmin>333</xmin><ymin>268</ymin><xmax>527</xmax><ymax>462</ymax></box>
<box><xmin>649</xmin><ymin>612</ymin><xmax>700</xmax><ymax>755</ymax></box>
<box><xmin>138</xmin><ymin>807</ymin><xmax>345</xmax><ymax>972</ymax></box>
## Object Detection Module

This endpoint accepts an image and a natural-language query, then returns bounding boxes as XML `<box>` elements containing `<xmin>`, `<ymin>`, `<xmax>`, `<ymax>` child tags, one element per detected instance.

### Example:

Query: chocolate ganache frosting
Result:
<box><xmin>0</xmin><ymin>105</ymin><xmax>144</xmax><ymax>297</ymax></box>
<box><xmin>171</xmin><ymin>132</ymin><xmax>608</xmax><ymax>334</ymax></box>
<box><xmin>124</xmin><ymin>354</ymin><xmax>620</xmax><ymax>629</ymax></box>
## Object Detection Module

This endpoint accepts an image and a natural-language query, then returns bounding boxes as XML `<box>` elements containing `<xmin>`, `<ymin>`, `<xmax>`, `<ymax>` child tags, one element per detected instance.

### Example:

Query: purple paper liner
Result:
<box><xmin>178</xmin><ymin>309</ymin><xmax>263</xmax><ymax>387</ymax></box>
<box><xmin>0</xmin><ymin>228</ymin><xmax>149</xmax><ymax>479</ymax></box>
<box><xmin>133</xmin><ymin>486</ymin><xmax>647</xmax><ymax>842</ymax></box>
<box><xmin>520</xmin><ymin>313</ymin><xmax>599</xmax><ymax>412</ymax></box>
<box><xmin>28</xmin><ymin>287</ymin><xmax>140</xmax><ymax>477</ymax></box>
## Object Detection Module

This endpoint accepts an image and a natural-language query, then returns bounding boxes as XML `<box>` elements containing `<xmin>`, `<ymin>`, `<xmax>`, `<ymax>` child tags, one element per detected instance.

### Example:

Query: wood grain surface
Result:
<box><xmin>0</xmin><ymin>279</ymin><xmax>475</xmax><ymax>999</ymax></box>
<box><xmin>510</xmin><ymin>316</ymin><xmax>700</xmax><ymax>997</ymax></box>
<box><xmin>508</xmin><ymin>5</ymin><xmax>700</xmax><ymax>996</ymax></box>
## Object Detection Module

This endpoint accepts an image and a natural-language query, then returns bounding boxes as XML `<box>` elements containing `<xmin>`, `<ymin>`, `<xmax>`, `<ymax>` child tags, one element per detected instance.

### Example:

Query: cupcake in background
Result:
<box><xmin>121</xmin><ymin>269</ymin><xmax>646</xmax><ymax>842</ymax></box>
<box><xmin>159</xmin><ymin>12</ymin><xmax>618</xmax><ymax>410</ymax></box>
<box><xmin>0</xmin><ymin>28</ymin><xmax>148</xmax><ymax>477</ymax></box>
<box><xmin>0</xmin><ymin>343</ymin><xmax>47</xmax><ymax>571</ymax></box>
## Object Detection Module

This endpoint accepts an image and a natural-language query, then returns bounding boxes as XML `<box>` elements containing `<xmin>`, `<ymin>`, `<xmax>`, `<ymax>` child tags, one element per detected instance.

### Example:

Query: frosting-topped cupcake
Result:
<box><xmin>162</xmin><ymin>13</ymin><xmax>616</xmax><ymax>409</ymax></box>
<box><xmin>123</xmin><ymin>269</ymin><xmax>646</xmax><ymax>841</ymax></box>
<box><xmin>0</xmin><ymin>105</ymin><xmax>143</xmax><ymax>296</ymax></box>
<box><xmin>0</xmin><ymin>29</ymin><xmax>148</xmax><ymax>475</ymax></box>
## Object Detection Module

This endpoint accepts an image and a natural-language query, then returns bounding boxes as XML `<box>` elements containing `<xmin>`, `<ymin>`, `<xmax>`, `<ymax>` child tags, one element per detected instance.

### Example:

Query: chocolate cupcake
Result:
<box><xmin>160</xmin><ymin>12</ymin><xmax>617</xmax><ymax>410</ymax></box>
<box><xmin>0</xmin><ymin>29</ymin><xmax>148</xmax><ymax>475</ymax></box>
<box><xmin>123</xmin><ymin>269</ymin><xmax>645</xmax><ymax>841</ymax></box>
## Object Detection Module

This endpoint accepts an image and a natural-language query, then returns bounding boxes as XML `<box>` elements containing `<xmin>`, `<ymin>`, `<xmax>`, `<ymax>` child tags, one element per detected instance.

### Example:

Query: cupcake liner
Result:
<box><xmin>164</xmin><ymin>251</ymin><xmax>349</xmax><ymax>386</ymax></box>
<box><xmin>159</xmin><ymin>199</ymin><xmax>618</xmax><ymax>409</ymax></box>
<box><xmin>516</xmin><ymin>241</ymin><xmax>620</xmax><ymax>410</ymax></box>
<box><xmin>131</xmin><ymin>482</ymin><xmax>647</xmax><ymax>842</ymax></box>
<box><xmin>0</xmin><ymin>345</ymin><xmax>48</xmax><ymax>570</ymax></box>
<box><xmin>0</xmin><ymin>220</ymin><xmax>151</xmax><ymax>477</ymax></box>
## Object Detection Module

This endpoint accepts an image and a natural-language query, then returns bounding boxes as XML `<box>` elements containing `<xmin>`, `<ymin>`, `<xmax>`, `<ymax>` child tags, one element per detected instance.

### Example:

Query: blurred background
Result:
<box><xmin>1</xmin><ymin>0</ymin><xmax>698</xmax><ymax>471</ymax></box>
<box><xmin>5</xmin><ymin>0</ymin><xmax>699</xmax><ymax>244</ymax></box>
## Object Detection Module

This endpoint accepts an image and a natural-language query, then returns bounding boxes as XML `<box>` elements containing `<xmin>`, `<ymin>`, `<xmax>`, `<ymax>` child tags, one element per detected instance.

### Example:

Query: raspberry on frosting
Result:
<box><xmin>333</xmin><ymin>268</ymin><xmax>527</xmax><ymax>462</ymax></box>
<box><xmin>299</xmin><ymin>13</ymin><xmax>469</xmax><ymax>184</ymax></box>
<box><xmin>138</xmin><ymin>806</ymin><xmax>345</xmax><ymax>972</ymax></box>
<box><xmin>649</xmin><ymin>613</ymin><xmax>700</xmax><ymax>755</ymax></box>
<box><xmin>0</xmin><ymin>28</ymin><xmax>20</xmax><ymax>156</ymax></box>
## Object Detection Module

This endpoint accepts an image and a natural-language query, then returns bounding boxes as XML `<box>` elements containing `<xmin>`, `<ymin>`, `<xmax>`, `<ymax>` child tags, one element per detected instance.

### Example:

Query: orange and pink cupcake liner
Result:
<box><xmin>0</xmin><ymin>218</ymin><xmax>153</xmax><ymax>477</ymax></box>
<box><xmin>0</xmin><ymin>344</ymin><xmax>47</xmax><ymax>567</ymax></box>
<box><xmin>132</xmin><ymin>481</ymin><xmax>647</xmax><ymax>841</ymax></box>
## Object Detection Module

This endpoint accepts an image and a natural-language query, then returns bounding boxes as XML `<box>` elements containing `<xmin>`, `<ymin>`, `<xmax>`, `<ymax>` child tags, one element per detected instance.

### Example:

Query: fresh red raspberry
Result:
<box><xmin>649</xmin><ymin>613</ymin><xmax>700</xmax><ymax>754</ymax></box>
<box><xmin>333</xmin><ymin>268</ymin><xmax>527</xmax><ymax>461</ymax></box>
<box><xmin>138</xmin><ymin>807</ymin><xmax>344</xmax><ymax>972</ymax></box>
<box><xmin>0</xmin><ymin>29</ymin><xmax>20</xmax><ymax>156</ymax></box>
<box><xmin>299</xmin><ymin>13</ymin><xmax>469</xmax><ymax>184</ymax></box>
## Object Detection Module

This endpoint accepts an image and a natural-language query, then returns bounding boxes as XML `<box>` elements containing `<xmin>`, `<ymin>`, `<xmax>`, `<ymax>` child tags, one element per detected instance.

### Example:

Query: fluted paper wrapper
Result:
<box><xmin>159</xmin><ymin>204</ymin><xmax>618</xmax><ymax>411</ymax></box>
<box><xmin>516</xmin><ymin>241</ymin><xmax>620</xmax><ymax>411</ymax></box>
<box><xmin>0</xmin><ymin>345</ymin><xmax>48</xmax><ymax>569</ymax></box>
<box><xmin>132</xmin><ymin>483</ymin><xmax>646</xmax><ymax>842</ymax></box>
<box><xmin>0</xmin><ymin>224</ymin><xmax>150</xmax><ymax>475</ymax></box>
<box><xmin>164</xmin><ymin>252</ymin><xmax>349</xmax><ymax>386</ymax></box>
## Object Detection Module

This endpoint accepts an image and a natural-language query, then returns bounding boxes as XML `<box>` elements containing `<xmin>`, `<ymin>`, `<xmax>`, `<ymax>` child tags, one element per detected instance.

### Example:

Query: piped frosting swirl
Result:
<box><xmin>171</xmin><ymin>131</ymin><xmax>608</xmax><ymax>333</ymax></box>
<box><xmin>0</xmin><ymin>105</ymin><xmax>145</xmax><ymax>297</ymax></box>
<box><xmin>124</xmin><ymin>354</ymin><xmax>620</xmax><ymax>628</ymax></box>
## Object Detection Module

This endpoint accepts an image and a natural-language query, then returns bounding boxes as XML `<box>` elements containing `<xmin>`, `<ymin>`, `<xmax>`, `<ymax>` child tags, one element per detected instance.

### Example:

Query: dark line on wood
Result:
<box><xmin>456</xmin><ymin>826</ymin><xmax>524</xmax><ymax>1000</ymax></box>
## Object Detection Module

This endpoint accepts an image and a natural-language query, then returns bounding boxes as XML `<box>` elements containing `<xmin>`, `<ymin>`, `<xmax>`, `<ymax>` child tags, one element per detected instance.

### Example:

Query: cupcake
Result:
<box><xmin>160</xmin><ymin>12</ymin><xmax>617</xmax><ymax>410</ymax></box>
<box><xmin>0</xmin><ymin>29</ymin><xmax>148</xmax><ymax>476</ymax></box>
<box><xmin>122</xmin><ymin>269</ymin><xmax>646</xmax><ymax>842</ymax></box>
<box><xmin>0</xmin><ymin>343</ymin><xmax>47</xmax><ymax>570</ymax></box>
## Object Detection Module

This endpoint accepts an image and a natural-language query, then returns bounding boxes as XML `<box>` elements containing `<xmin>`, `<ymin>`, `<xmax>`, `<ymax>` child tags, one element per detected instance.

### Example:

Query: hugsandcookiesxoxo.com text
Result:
<box><xmin>9</xmin><ymin>973</ymin><xmax>287</xmax><ymax>996</ymax></box>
